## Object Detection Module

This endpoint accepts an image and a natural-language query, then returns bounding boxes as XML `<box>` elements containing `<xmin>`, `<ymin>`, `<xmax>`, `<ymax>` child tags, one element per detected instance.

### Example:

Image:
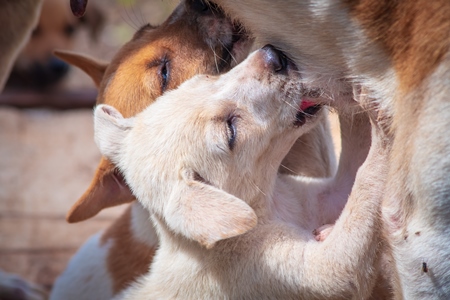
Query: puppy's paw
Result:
<box><xmin>313</xmin><ymin>224</ymin><xmax>334</xmax><ymax>242</ymax></box>
<box><xmin>0</xmin><ymin>270</ymin><xmax>48</xmax><ymax>300</ymax></box>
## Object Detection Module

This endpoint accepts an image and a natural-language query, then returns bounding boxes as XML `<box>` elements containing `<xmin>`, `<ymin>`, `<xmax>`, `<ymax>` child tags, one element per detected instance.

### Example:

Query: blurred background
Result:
<box><xmin>0</xmin><ymin>0</ymin><xmax>178</xmax><ymax>291</ymax></box>
<box><xmin>3</xmin><ymin>0</ymin><xmax>178</xmax><ymax>101</ymax></box>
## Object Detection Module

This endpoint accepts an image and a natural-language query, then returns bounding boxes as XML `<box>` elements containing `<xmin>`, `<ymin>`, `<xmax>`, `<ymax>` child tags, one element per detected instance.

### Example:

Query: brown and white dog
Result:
<box><xmin>50</xmin><ymin>1</ymin><xmax>336</xmax><ymax>299</ymax></box>
<box><xmin>94</xmin><ymin>46</ymin><xmax>384</xmax><ymax>299</ymax></box>
<box><xmin>205</xmin><ymin>0</ymin><xmax>450</xmax><ymax>298</ymax></box>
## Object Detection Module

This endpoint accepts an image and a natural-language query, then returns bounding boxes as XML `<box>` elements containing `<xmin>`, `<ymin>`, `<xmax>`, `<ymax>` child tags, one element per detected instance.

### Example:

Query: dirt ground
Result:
<box><xmin>0</xmin><ymin>0</ymin><xmax>341</xmax><ymax>292</ymax></box>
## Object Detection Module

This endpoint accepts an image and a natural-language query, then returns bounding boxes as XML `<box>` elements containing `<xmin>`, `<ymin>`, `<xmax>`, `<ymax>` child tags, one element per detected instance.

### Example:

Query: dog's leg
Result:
<box><xmin>259</xmin><ymin>110</ymin><xmax>386</xmax><ymax>299</ymax></box>
<box><xmin>0</xmin><ymin>0</ymin><xmax>43</xmax><ymax>91</ymax></box>
<box><xmin>303</xmin><ymin>113</ymin><xmax>388</xmax><ymax>299</ymax></box>
<box><xmin>315</xmin><ymin>109</ymin><xmax>372</xmax><ymax>226</ymax></box>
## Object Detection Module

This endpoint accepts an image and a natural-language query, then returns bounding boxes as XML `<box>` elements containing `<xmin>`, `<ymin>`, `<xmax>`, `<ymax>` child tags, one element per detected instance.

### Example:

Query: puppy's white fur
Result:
<box><xmin>95</xmin><ymin>48</ymin><xmax>385</xmax><ymax>299</ymax></box>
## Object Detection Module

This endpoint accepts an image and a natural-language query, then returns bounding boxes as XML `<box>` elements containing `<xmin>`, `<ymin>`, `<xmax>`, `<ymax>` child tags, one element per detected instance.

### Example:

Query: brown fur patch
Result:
<box><xmin>98</xmin><ymin>14</ymin><xmax>234</xmax><ymax>118</ymax></box>
<box><xmin>344</xmin><ymin>0</ymin><xmax>450</xmax><ymax>92</ymax></box>
<box><xmin>101</xmin><ymin>206</ymin><xmax>156</xmax><ymax>295</ymax></box>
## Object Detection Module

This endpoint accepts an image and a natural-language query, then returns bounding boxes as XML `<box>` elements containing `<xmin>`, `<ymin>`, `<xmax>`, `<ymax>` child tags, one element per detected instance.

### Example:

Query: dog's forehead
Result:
<box><xmin>158</xmin><ymin>83</ymin><xmax>233</xmax><ymax>119</ymax></box>
<box><xmin>133</xmin><ymin>83</ymin><xmax>234</xmax><ymax>145</ymax></box>
<box><xmin>187</xmin><ymin>72</ymin><xmax>250</xmax><ymax>102</ymax></box>
<box><xmin>128</xmin><ymin>98</ymin><xmax>221</xmax><ymax>175</ymax></box>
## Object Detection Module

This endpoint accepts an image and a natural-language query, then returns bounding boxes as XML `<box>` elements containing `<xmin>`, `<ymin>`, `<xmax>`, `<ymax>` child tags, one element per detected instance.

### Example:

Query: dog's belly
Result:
<box><xmin>383</xmin><ymin>58</ymin><xmax>450</xmax><ymax>297</ymax></box>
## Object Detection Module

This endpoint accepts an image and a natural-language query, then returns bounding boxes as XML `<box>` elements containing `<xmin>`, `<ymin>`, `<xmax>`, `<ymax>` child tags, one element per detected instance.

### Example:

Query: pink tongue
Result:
<box><xmin>300</xmin><ymin>100</ymin><xmax>315</xmax><ymax>111</ymax></box>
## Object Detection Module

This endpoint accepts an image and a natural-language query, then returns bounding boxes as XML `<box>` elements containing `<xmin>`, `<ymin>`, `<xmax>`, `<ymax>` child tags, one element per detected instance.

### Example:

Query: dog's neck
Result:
<box><xmin>129</xmin><ymin>201</ymin><xmax>159</xmax><ymax>246</ymax></box>
<box><xmin>238</xmin><ymin>165</ymin><xmax>296</xmax><ymax>224</ymax></box>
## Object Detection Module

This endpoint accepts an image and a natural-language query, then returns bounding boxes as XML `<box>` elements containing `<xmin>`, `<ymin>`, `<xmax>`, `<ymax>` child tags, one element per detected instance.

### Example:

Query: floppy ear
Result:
<box><xmin>65</xmin><ymin>105</ymin><xmax>136</xmax><ymax>223</ymax></box>
<box><xmin>54</xmin><ymin>50</ymin><xmax>107</xmax><ymax>87</ymax></box>
<box><xmin>165</xmin><ymin>170</ymin><xmax>258</xmax><ymax>249</ymax></box>
<box><xmin>94</xmin><ymin>104</ymin><xmax>134</xmax><ymax>165</ymax></box>
<box><xmin>66</xmin><ymin>157</ymin><xmax>134</xmax><ymax>223</ymax></box>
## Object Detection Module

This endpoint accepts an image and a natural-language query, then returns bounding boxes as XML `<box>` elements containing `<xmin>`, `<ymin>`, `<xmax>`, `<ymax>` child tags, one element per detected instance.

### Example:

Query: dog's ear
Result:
<box><xmin>65</xmin><ymin>105</ymin><xmax>135</xmax><ymax>223</ymax></box>
<box><xmin>54</xmin><ymin>50</ymin><xmax>107</xmax><ymax>87</ymax></box>
<box><xmin>66</xmin><ymin>157</ymin><xmax>134</xmax><ymax>223</ymax></box>
<box><xmin>94</xmin><ymin>104</ymin><xmax>134</xmax><ymax>165</ymax></box>
<box><xmin>165</xmin><ymin>169</ymin><xmax>258</xmax><ymax>249</ymax></box>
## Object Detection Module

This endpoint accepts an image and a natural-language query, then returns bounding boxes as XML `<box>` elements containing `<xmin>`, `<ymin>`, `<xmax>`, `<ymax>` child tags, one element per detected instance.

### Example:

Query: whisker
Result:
<box><xmin>281</xmin><ymin>98</ymin><xmax>298</xmax><ymax>111</ymax></box>
<box><xmin>279</xmin><ymin>164</ymin><xmax>300</xmax><ymax>176</ymax></box>
<box><xmin>218</xmin><ymin>39</ymin><xmax>237</xmax><ymax>65</ymax></box>
<box><xmin>130</xmin><ymin>1</ymin><xmax>145</xmax><ymax>28</ymax></box>
<box><xmin>251</xmin><ymin>181</ymin><xmax>266</xmax><ymax>197</ymax></box>
<box><xmin>211</xmin><ymin>43</ymin><xmax>230</xmax><ymax>65</ymax></box>
<box><xmin>119</xmin><ymin>1</ymin><xmax>139</xmax><ymax>30</ymax></box>
<box><xmin>209</xmin><ymin>44</ymin><xmax>220</xmax><ymax>73</ymax></box>
<box><xmin>126</xmin><ymin>1</ymin><xmax>140</xmax><ymax>29</ymax></box>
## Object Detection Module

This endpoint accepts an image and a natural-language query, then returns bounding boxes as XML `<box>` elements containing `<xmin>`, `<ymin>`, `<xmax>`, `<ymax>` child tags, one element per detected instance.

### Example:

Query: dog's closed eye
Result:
<box><xmin>226</xmin><ymin>115</ymin><xmax>237</xmax><ymax>150</ymax></box>
<box><xmin>147</xmin><ymin>55</ymin><xmax>171</xmax><ymax>94</ymax></box>
<box><xmin>158</xmin><ymin>58</ymin><xmax>170</xmax><ymax>92</ymax></box>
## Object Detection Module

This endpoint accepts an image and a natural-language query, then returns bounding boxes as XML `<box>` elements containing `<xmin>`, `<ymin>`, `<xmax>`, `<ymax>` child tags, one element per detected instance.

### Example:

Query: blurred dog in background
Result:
<box><xmin>0</xmin><ymin>0</ymin><xmax>43</xmax><ymax>91</ymax></box>
<box><xmin>4</xmin><ymin>0</ymin><xmax>104</xmax><ymax>91</ymax></box>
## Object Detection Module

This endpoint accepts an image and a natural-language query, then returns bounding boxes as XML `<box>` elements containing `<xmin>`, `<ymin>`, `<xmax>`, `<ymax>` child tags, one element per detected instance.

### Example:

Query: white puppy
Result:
<box><xmin>95</xmin><ymin>46</ymin><xmax>387</xmax><ymax>299</ymax></box>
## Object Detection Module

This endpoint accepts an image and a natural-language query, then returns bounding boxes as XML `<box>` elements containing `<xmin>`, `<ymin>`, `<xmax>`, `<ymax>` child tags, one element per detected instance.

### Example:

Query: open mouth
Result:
<box><xmin>294</xmin><ymin>101</ymin><xmax>322</xmax><ymax>127</ymax></box>
<box><xmin>257</xmin><ymin>45</ymin><xmax>319</xmax><ymax>127</ymax></box>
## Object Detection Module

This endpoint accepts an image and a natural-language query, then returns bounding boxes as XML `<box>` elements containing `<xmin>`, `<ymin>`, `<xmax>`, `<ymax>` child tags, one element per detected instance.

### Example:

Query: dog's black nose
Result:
<box><xmin>261</xmin><ymin>44</ymin><xmax>288</xmax><ymax>73</ymax></box>
<box><xmin>30</xmin><ymin>58</ymin><xmax>70</xmax><ymax>89</ymax></box>
<box><xmin>48</xmin><ymin>57</ymin><xmax>70</xmax><ymax>79</ymax></box>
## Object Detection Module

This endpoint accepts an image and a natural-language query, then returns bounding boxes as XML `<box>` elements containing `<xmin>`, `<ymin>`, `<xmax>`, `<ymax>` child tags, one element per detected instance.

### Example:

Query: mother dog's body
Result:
<box><xmin>209</xmin><ymin>0</ymin><xmax>450</xmax><ymax>297</ymax></box>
